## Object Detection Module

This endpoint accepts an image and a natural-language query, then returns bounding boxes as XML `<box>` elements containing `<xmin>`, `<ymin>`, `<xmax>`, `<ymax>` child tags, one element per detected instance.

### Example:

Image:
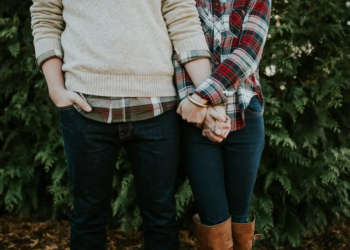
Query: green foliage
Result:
<box><xmin>0</xmin><ymin>0</ymin><xmax>349</xmax><ymax>248</ymax></box>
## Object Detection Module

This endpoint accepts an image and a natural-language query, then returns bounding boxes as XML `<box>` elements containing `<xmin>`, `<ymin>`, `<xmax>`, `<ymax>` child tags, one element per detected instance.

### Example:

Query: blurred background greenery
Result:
<box><xmin>0</xmin><ymin>0</ymin><xmax>349</xmax><ymax>248</ymax></box>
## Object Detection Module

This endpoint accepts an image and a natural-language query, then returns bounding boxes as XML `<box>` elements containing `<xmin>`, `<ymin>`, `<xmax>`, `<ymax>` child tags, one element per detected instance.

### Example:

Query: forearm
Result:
<box><xmin>42</xmin><ymin>57</ymin><xmax>65</xmax><ymax>93</ymax></box>
<box><xmin>183</xmin><ymin>58</ymin><xmax>212</xmax><ymax>104</ymax></box>
<box><xmin>184</xmin><ymin>58</ymin><xmax>212</xmax><ymax>88</ymax></box>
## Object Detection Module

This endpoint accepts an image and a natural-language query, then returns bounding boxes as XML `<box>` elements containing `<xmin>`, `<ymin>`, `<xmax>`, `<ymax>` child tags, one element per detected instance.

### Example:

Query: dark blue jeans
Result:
<box><xmin>180</xmin><ymin>96</ymin><xmax>265</xmax><ymax>225</ymax></box>
<box><xmin>59</xmin><ymin>106</ymin><xmax>179</xmax><ymax>250</ymax></box>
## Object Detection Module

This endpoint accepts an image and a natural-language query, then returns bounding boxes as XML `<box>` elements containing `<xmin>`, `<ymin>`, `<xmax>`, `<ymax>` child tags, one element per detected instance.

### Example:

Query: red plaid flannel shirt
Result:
<box><xmin>174</xmin><ymin>0</ymin><xmax>271</xmax><ymax>131</ymax></box>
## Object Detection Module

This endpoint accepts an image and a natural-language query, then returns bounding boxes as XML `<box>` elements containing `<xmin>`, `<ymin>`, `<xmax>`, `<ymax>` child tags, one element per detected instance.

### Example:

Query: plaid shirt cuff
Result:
<box><xmin>194</xmin><ymin>78</ymin><xmax>229</xmax><ymax>105</ymax></box>
<box><xmin>179</xmin><ymin>87</ymin><xmax>196</xmax><ymax>102</ymax></box>
<box><xmin>36</xmin><ymin>49</ymin><xmax>63</xmax><ymax>73</ymax></box>
<box><xmin>176</xmin><ymin>49</ymin><xmax>211</xmax><ymax>65</ymax></box>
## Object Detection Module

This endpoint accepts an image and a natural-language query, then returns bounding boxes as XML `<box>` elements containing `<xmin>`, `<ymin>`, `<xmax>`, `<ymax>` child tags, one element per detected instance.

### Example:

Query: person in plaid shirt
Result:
<box><xmin>176</xmin><ymin>0</ymin><xmax>271</xmax><ymax>249</ymax></box>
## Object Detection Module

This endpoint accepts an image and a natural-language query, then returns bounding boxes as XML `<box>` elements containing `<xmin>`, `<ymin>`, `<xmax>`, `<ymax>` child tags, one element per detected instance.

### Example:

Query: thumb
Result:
<box><xmin>202</xmin><ymin>129</ymin><xmax>208</xmax><ymax>137</ymax></box>
<box><xmin>72</xmin><ymin>94</ymin><xmax>92</xmax><ymax>112</ymax></box>
<box><xmin>176</xmin><ymin>104</ymin><xmax>182</xmax><ymax>115</ymax></box>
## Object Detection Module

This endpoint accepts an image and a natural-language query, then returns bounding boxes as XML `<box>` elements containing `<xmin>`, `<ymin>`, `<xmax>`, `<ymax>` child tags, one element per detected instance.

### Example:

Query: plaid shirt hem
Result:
<box><xmin>74</xmin><ymin>94</ymin><xmax>177</xmax><ymax>123</ymax></box>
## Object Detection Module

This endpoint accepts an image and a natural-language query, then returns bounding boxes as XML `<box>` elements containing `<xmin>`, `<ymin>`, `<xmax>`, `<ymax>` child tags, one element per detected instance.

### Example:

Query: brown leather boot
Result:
<box><xmin>231</xmin><ymin>217</ymin><xmax>261</xmax><ymax>250</ymax></box>
<box><xmin>193</xmin><ymin>214</ymin><xmax>234</xmax><ymax>250</ymax></box>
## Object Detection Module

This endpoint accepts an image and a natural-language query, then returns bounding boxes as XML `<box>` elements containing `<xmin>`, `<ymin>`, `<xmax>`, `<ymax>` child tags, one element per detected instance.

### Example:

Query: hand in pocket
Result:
<box><xmin>50</xmin><ymin>88</ymin><xmax>92</xmax><ymax>112</ymax></box>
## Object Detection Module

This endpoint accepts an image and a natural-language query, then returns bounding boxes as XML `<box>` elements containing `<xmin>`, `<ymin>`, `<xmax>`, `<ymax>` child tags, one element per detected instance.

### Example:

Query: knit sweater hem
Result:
<box><xmin>64</xmin><ymin>72</ymin><xmax>177</xmax><ymax>97</ymax></box>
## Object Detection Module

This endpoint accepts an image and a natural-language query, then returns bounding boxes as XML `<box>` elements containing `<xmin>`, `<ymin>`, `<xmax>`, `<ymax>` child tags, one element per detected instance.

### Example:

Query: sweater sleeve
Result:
<box><xmin>162</xmin><ymin>0</ymin><xmax>210</xmax><ymax>64</ymax></box>
<box><xmin>194</xmin><ymin>0</ymin><xmax>271</xmax><ymax>105</ymax></box>
<box><xmin>30</xmin><ymin>0</ymin><xmax>65</xmax><ymax>70</ymax></box>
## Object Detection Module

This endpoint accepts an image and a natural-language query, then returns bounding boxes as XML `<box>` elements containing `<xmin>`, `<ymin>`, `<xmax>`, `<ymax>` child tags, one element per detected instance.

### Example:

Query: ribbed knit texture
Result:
<box><xmin>30</xmin><ymin>0</ymin><xmax>209</xmax><ymax>97</ymax></box>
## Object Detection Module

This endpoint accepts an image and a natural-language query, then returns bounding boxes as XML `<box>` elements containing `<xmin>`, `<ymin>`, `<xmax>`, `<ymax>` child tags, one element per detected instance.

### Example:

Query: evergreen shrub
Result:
<box><xmin>0</xmin><ymin>0</ymin><xmax>349</xmax><ymax>248</ymax></box>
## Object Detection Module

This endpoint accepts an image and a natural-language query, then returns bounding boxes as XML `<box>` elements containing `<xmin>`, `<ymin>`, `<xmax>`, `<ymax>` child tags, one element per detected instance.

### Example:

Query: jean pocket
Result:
<box><xmin>57</xmin><ymin>105</ymin><xmax>75</xmax><ymax>111</ymax></box>
<box><xmin>245</xmin><ymin>96</ymin><xmax>263</xmax><ymax>116</ymax></box>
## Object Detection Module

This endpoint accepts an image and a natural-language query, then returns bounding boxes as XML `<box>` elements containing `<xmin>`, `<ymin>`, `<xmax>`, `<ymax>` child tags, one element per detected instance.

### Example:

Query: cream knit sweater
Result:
<box><xmin>30</xmin><ymin>0</ymin><xmax>209</xmax><ymax>97</ymax></box>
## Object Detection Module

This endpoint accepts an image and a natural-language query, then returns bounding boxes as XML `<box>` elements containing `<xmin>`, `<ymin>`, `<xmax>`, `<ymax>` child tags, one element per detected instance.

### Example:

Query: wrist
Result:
<box><xmin>48</xmin><ymin>85</ymin><xmax>66</xmax><ymax>96</ymax></box>
<box><xmin>191</xmin><ymin>93</ymin><xmax>208</xmax><ymax>105</ymax></box>
<box><xmin>187</xmin><ymin>94</ymin><xmax>209</xmax><ymax>108</ymax></box>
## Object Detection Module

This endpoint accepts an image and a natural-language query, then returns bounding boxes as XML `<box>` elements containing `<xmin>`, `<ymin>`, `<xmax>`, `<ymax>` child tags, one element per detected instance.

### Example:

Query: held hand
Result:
<box><xmin>221</xmin><ymin>115</ymin><xmax>231</xmax><ymax>138</ymax></box>
<box><xmin>203</xmin><ymin>106</ymin><xmax>226</xmax><ymax>134</ymax></box>
<box><xmin>202</xmin><ymin>106</ymin><xmax>231</xmax><ymax>142</ymax></box>
<box><xmin>203</xmin><ymin>115</ymin><xmax>231</xmax><ymax>142</ymax></box>
<box><xmin>177</xmin><ymin>95</ymin><xmax>208</xmax><ymax>125</ymax></box>
<box><xmin>49</xmin><ymin>88</ymin><xmax>92</xmax><ymax>112</ymax></box>
<box><xmin>212</xmin><ymin>106</ymin><xmax>231</xmax><ymax>137</ymax></box>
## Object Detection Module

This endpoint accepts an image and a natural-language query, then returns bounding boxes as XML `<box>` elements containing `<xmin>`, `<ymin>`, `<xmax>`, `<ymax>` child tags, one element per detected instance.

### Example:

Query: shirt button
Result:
<box><xmin>215</xmin><ymin>2</ymin><xmax>219</xmax><ymax>6</ymax></box>
<box><xmin>215</xmin><ymin>61</ymin><xmax>220</xmax><ymax>66</ymax></box>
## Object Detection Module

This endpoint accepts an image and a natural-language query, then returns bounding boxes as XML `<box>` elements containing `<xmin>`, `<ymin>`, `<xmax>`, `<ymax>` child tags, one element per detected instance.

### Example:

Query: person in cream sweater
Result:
<box><xmin>30</xmin><ymin>0</ymin><xmax>224</xmax><ymax>249</ymax></box>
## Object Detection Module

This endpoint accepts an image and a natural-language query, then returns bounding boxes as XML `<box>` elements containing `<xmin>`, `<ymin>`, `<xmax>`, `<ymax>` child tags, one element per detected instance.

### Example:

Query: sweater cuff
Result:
<box><xmin>173</xmin><ymin>34</ymin><xmax>209</xmax><ymax>60</ymax></box>
<box><xmin>194</xmin><ymin>78</ymin><xmax>229</xmax><ymax>106</ymax></box>
<box><xmin>35</xmin><ymin>49</ymin><xmax>63</xmax><ymax>73</ymax></box>
<box><xmin>176</xmin><ymin>49</ymin><xmax>211</xmax><ymax>65</ymax></box>
<box><xmin>34</xmin><ymin>38</ymin><xmax>63</xmax><ymax>57</ymax></box>
<box><xmin>34</xmin><ymin>38</ymin><xmax>63</xmax><ymax>72</ymax></box>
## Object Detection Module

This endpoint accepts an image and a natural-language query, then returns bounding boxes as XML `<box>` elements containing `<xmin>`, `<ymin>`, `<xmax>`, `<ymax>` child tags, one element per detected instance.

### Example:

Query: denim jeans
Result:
<box><xmin>180</xmin><ymin>96</ymin><xmax>265</xmax><ymax>225</ymax></box>
<box><xmin>58</xmin><ymin>106</ymin><xmax>179</xmax><ymax>250</ymax></box>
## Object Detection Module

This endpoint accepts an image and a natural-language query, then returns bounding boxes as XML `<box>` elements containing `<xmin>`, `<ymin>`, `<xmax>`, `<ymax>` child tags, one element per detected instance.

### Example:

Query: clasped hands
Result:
<box><xmin>177</xmin><ymin>94</ymin><xmax>231</xmax><ymax>142</ymax></box>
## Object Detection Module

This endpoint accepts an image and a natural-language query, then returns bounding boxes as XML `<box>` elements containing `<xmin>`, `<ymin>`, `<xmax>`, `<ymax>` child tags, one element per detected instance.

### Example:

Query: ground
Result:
<box><xmin>0</xmin><ymin>215</ymin><xmax>350</xmax><ymax>250</ymax></box>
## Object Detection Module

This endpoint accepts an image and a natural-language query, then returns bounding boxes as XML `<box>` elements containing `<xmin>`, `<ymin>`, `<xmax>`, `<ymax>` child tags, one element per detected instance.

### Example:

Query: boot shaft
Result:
<box><xmin>231</xmin><ymin>217</ymin><xmax>261</xmax><ymax>250</ymax></box>
<box><xmin>193</xmin><ymin>214</ymin><xmax>234</xmax><ymax>250</ymax></box>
